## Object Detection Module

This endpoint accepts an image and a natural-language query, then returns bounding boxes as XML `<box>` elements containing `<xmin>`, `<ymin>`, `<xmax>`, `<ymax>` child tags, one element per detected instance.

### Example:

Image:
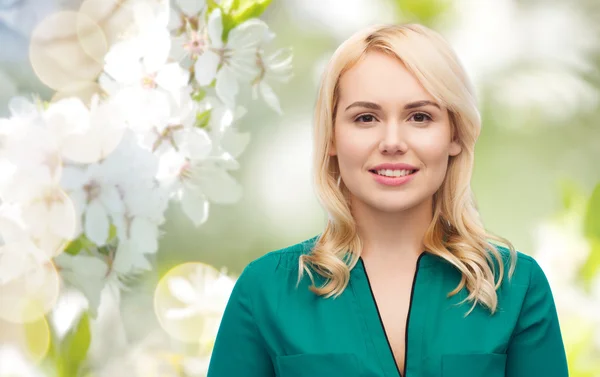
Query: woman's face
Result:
<box><xmin>330</xmin><ymin>50</ymin><xmax>462</xmax><ymax>214</ymax></box>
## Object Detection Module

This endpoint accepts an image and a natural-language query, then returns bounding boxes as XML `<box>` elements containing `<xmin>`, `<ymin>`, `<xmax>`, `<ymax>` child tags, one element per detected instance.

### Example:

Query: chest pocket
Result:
<box><xmin>275</xmin><ymin>353</ymin><xmax>361</xmax><ymax>377</ymax></box>
<box><xmin>442</xmin><ymin>353</ymin><xmax>507</xmax><ymax>377</ymax></box>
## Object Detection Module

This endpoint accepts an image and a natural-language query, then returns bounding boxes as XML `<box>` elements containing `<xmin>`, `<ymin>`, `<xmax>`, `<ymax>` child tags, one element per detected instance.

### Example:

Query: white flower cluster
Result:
<box><xmin>0</xmin><ymin>0</ymin><xmax>292</xmax><ymax>318</ymax></box>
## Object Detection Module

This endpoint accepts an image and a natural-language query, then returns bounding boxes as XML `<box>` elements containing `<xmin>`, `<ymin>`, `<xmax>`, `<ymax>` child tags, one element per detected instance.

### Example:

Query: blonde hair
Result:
<box><xmin>299</xmin><ymin>23</ymin><xmax>517</xmax><ymax>314</ymax></box>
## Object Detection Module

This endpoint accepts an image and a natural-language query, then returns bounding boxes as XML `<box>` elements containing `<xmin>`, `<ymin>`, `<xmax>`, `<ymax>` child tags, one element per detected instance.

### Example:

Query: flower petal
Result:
<box><xmin>221</xmin><ymin>127</ymin><xmax>251</xmax><ymax>158</ymax></box>
<box><xmin>141</xmin><ymin>28</ymin><xmax>172</xmax><ymax>73</ymax></box>
<box><xmin>128</xmin><ymin>217</ymin><xmax>159</xmax><ymax>254</ymax></box>
<box><xmin>259</xmin><ymin>81</ymin><xmax>282</xmax><ymax>114</ymax></box>
<box><xmin>227</xmin><ymin>19</ymin><xmax>268</xmax><ymax>50</ymax></box>
<box><xmin>99</xmin><ymin>185</ymin><xmax>125</xmax><ymax>214</ymax></box>
<box><xmin>103</xmin><ymin>40</ymin><xmax>144</xmax><ymax>84</ymax></box>
<box><xmin>207</xmin><ymin>8</ymin><xmax>223</xmax><ymax>48</ymax></box>
<box><xmin>177</xmin><ymin>0</ymin><xmax>206</xmax><ymax>16</ymax></box>
<box><xmin>48</xmin><ymin>194</ymin><xmax>77</xmax><ymax>240</ymax></box>
<box><xmin>165</xmin><ymin>306</ymin><xmax>199</xmax><ymax>320</ymax></box>
<box><xmin>84</xmin><ymin>200</ymin><xmax>109</xmax><ymax>246</ymax></box>
<box><xmin>168</xmin><ymin>5</ymin><xmax>183</xmax><ymax>31</ymax></box>
<box><xmin>194</xmin><ymin>50</ymin><xmax>220</xmax><ymax>86</ymax></box>
<box><xmin>180</xmin><ymin>187</ymin><xmax>209</xmax><ymax>227</ymax></box>
<box><xmin>177</xmin><ymin>128</ymin><xmax>213</xmax><ymax>160</ymax></box>
<box><xmin>169</xmin><ymin>34</ymin><xmax>188</xmax><ymax>62</ymax></box>
<box><xmin>60</xmin><ymin>166</ymin><xmax>87</xmax><ymax>191</ymax></box>
<box><xmin>54</xmin><ymin>254</ymin><xmax>109</xmax><ymax>317</ymax></box>
<box><xmin>264</xmin><ymin>48</ymin><xmax>294</xmax><ymax>82</ymax></box>
<box><xmin>216</xmin><ymin>66</ymin><xmax>239</xmax><ymax>108</ymax></box>
<box><xmin>196</xmin><ymin>167</ymin><xmax>242</xmax><ymax>204</ymax></box>
<box><xmin>155</xmin><ymin>62</ymin><xmax>190</xmax><ymax>93</ymax></box>
<box><xmin>112</xmin><ymin>240</ymin><xmax>152</xmax><ymax>274</ymax></box>
<box><xmin>230</xmin><ymin>51</ymin><xmax>260</xmax><ymax>78</ymax></box>
<box><xmin>167</xmin><ymin>276</ymin><xmax>198</xmax><ymax>304</ymax></box>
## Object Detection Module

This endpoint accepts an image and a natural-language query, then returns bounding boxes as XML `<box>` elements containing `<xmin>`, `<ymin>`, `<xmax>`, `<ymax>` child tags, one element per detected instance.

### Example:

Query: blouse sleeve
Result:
<box><xmin>207</xmin><ymin>261</ymin><xmax>275</xmax><ymax>377</ymax></box>
<box><xmin>505</xmin><ymin>257</ymin><xmax>569</xmax><ymax>377</ymax></box>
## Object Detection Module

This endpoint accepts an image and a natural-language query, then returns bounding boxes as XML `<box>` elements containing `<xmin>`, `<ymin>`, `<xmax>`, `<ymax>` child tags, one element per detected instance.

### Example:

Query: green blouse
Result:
<box><xmin>207</xmin><ymin>236</ymin><xmax>568</xmax><ymax>377</ymax></box>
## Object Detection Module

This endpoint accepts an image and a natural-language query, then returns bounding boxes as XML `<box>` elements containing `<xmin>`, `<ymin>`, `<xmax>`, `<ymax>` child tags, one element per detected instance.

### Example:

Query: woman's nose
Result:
<box><xmin>378</xmin><ymin>124</ymin><xmax>408</xmax><ymax>155</ymax></box>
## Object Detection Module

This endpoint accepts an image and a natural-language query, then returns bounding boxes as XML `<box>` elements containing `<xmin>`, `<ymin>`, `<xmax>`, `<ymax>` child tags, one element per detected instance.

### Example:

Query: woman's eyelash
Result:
<box><xmin>410</xmin><ymin>112</ymin><xmax>432</xmax><ymax>122</ymax></box>
<box><xmin>354</xmin><ymin>114</ymin><xmax>377</xmax><ymax>123</ymax></box>
<box><xmin>353</xmin><ymin>112</ymin><xmax>433</xmax><ymax>123</ymax></box>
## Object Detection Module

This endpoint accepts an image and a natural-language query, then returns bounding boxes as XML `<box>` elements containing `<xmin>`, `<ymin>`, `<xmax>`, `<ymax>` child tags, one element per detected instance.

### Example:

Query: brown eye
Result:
<box><xmin>410</xmin><ymin>112</ymin><xmax>432</xmax><ymax>123</ymax></box>
<box><xmin>355</xmin><ymin>114</ymin><xmax>376</xmax><ymax>123</ymax></box>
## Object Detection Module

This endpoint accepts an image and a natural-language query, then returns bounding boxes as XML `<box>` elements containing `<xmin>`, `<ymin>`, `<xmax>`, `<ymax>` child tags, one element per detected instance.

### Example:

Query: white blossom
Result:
<box><xmin>93</xmin><ymin>331</ymin><xmax>179</xmax><ymax>377</ymax></box>
<box><xmin>50</xmin><ymin>288</ymin><xmax>89</xmax><ymax>339</ymax></box>
<box><xmin>54</xmin><ymin>253</ymin><xmax>110</xmax><ymax>318</ymax></box>
<box><xmin>199</xmin><ymin>94</ymin><xmax>250</xmax><ymax>159</ymax></box>
<box><xmin>169</xmin><ymin>0</ymin><xmax>208</xmax><ymax>67</ymax></box>
<box><xmin>0</xmin><ymin>203</ymin><xmax>50</xmax><ymax>285</ymax></box>
<box><xmin>0</xmin><ymin>345</ymin><xmax>45</xmax><ymax>377</ymax></box>
<box><xmin>0</xmin><ymin>105</ymin><xmax>78</xmax><ymax>256</ymax></box>
<box><xmin>60</xmin><ymin>163</ymin><xmax>124</xmax><ymax>246</ymax></box>
<box><xmin>169</xmin><ymin>0</ymin><xmax>207</xmax><ymax>31</ymax></box>
<box><xmin>166</xmin><ymin>264</ymin><xmax>234</xmax><ymax>320</ymax></box>
<box><xmin>252</xmin><ymin>33</ymin><xmax>293</xmax><ymax>114</ymax></box>
<box><xmin>45</xmin><ymin>95</ymin><xmax>128</xmax><ymax>164</ymax></box>
<box><xmin>101</xmin><ymin>1</ymin><xmax>190</xmax><ymax>113</ymax></box>
<box><xmin>194</xmin><ymin>9</ymin><xmax>268</xmax><ymax>107</ymax></box>
<box><xmin>0</xmin><ymin>0</ymin><xmax>291</xmax><ymax>364</ymax></box>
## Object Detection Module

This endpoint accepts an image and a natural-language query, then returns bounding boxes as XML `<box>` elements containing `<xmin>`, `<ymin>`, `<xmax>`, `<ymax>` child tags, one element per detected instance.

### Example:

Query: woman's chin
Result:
<box><xmin>369</xmin><ymin>200</ymin><xmax>419</xmax><ymax>214</ymax></box>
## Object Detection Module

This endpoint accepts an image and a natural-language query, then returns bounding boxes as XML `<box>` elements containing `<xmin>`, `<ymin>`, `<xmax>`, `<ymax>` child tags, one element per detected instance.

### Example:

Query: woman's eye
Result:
<box><xmin>410</xmin><ymin>112</ymin><xmax>432</xmax><ymax>123</ymax></box>
<box><xmin>355</xmin><ymin>114</ymin><xmax>376</xmax><ymax>123</ymax></box>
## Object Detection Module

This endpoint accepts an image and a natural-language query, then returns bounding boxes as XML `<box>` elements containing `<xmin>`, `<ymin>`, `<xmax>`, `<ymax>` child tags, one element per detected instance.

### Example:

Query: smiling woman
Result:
<box><xmin>207</xmin><ymin>23</ymin><xmax>569</xmax><ymax>377</ymax></box>
<box><xmin>330</xmin><ymin>52</ymin><xmax>461</xmax><ymax>213</ymax></box>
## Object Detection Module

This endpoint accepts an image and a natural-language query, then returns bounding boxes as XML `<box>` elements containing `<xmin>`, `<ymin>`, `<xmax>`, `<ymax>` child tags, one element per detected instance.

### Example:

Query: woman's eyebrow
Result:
<box><xmin>404</xmin><ymin>100</ymin><xmax>441</xmax><ymax>110</ymax></box>
<box><xmin>344</xmin><ymin>101</ymin><xmax>381</xmax><ymax>111</ymax></box>
<box><xmin>344</xmin><ymin>100</ymin><xmax>440</xmax><ymax>112</ymax></box>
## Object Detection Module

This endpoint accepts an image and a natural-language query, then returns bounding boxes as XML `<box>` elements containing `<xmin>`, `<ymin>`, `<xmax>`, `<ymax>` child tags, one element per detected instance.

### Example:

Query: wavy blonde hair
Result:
<box><xmin>299</xmin><ymin>23</ymin><xmax>517</xmax><ymax>314</ymax></box>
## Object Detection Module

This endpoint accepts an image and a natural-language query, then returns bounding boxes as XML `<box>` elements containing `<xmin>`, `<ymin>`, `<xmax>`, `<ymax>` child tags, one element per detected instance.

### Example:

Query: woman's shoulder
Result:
<box><xmin>238</xmin><ymin>234</ymin><xmax>319</xmax><ymax>280</ymax></box>
<box><xmin>491</xmin><ymin>244</ymin><xmax>554</xmax><ymax>300</ymax></box>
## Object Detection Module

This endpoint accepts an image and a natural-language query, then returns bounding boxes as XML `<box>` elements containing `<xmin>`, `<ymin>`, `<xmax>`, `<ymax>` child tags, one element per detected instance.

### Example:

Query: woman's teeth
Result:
<box><xmin>374</xmin><ymin>169</ymin><xmax>415</xmax><ymax>177</ymax></box>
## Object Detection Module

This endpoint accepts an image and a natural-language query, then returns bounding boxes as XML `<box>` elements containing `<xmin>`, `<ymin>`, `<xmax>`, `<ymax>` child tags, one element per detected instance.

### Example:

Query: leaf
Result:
<box><xmin>63</xmin><ymin>233</ymin><xmax>97</xmax><ymax>256</ymax></box>
<box><xmin>232</xmin><ymin>0</ymin><xmax>272</xmax><ymax>25</ymax></box>
<box><xmin>221</xmin><ymin>0</ymin><xmax>272</xmax><ymax>38</ymax></box>
<box><xmin>206</xmin><ymin>0</ymin><xmax>222</xmax><ymax>12</ymax></box>
<box><xmin>192</xmin><ymin>88</ymin><xmax>207</xmax><ymax>102</ymax></box>
<box><xmin>222</xmin><ymin>0</ymin><xmax>241</xmax><ymax>13</ymax></box>
<box><xmin>59</xmin><ymin>312</ymin><xmax>91</xmax><ymax>377</ymax></box>
<box><xmin>108</xmin><ymin>223</ymin><xmax>118</xmax><ymax>242</ymax></box>
<box><xmin>64</xmin><ymin>238</ymin><xmax>83</xmax><ymax>255</ymax></box>
<box><xmin>195</xmin><ymin>108</ymin><xmax>212</xmax><ymax>129</ymax></box>
<box><xmin>583</xmin><ymin>183</ymin><xmax>600</xmax><ymax>239</ymax></box>
<box><xmin>221</xmin><ymin>12</ymin><xmax>237</xmax><ymax>40</ymax></box>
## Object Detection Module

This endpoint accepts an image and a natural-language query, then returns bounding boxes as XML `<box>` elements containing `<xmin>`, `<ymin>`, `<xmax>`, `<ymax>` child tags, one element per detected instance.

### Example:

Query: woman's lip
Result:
<box><xmin>369</xmin><ymin>170</ymin><xmax>418</xmax><ymax>186</ymax></box>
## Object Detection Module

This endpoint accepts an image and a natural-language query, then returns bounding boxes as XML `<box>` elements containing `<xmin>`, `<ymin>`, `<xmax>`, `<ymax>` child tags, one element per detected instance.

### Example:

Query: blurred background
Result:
<box><xmin>0</xmin><ymin>0</ymin><xmax>599</xmax><ymax>375</ymax></box>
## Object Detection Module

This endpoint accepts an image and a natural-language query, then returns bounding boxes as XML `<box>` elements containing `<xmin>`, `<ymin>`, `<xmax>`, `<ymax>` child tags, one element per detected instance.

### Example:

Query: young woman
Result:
<box><xmin>207</xmin><ymin>23</ymin><xmax>568</xmax><ymax>377</ymax></box>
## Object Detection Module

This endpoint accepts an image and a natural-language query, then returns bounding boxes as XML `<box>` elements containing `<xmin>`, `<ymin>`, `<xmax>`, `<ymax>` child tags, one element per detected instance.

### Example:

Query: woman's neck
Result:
<box><xmin>351</xmin><ymin>196</ymin><xmax>433</xmax><ymax>264</ymax></box>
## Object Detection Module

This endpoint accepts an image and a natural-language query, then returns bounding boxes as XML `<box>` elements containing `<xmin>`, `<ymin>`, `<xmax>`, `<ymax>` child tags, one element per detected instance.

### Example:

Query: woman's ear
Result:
<box><xmin>328</xmin><ymin>137</ymin><xmax>337</xmax><ymax>156</ymax></box>
<box><xmin>449</xmin><ymin>140</ymin><xmax>461</xmax><ymax>156</ymax></box>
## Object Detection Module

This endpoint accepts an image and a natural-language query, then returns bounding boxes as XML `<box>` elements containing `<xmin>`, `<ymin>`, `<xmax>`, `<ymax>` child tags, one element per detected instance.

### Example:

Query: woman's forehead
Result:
<box><xmin>337</xmin><ymin>51</ymin><xmax>435</xmax><ymax>107</ymax></box>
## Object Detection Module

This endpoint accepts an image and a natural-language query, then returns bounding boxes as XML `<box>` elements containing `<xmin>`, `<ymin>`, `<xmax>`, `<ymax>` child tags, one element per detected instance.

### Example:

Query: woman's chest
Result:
<box><xmin>258</xmin><ymin>263</ymin><xmax>517</xmax><ymax>377</ymax></box>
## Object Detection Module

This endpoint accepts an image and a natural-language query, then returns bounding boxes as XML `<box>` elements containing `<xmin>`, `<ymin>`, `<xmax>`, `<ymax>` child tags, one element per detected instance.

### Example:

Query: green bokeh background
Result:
<box><xmin>157</xmin><ymin>0</ymin><xmax>600</xmax><ymax>274</ymax></box>
<box><xmin>1</xmin><ymin>0</ymin><xmax>599</xmax><ymax>374</ymax></box>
